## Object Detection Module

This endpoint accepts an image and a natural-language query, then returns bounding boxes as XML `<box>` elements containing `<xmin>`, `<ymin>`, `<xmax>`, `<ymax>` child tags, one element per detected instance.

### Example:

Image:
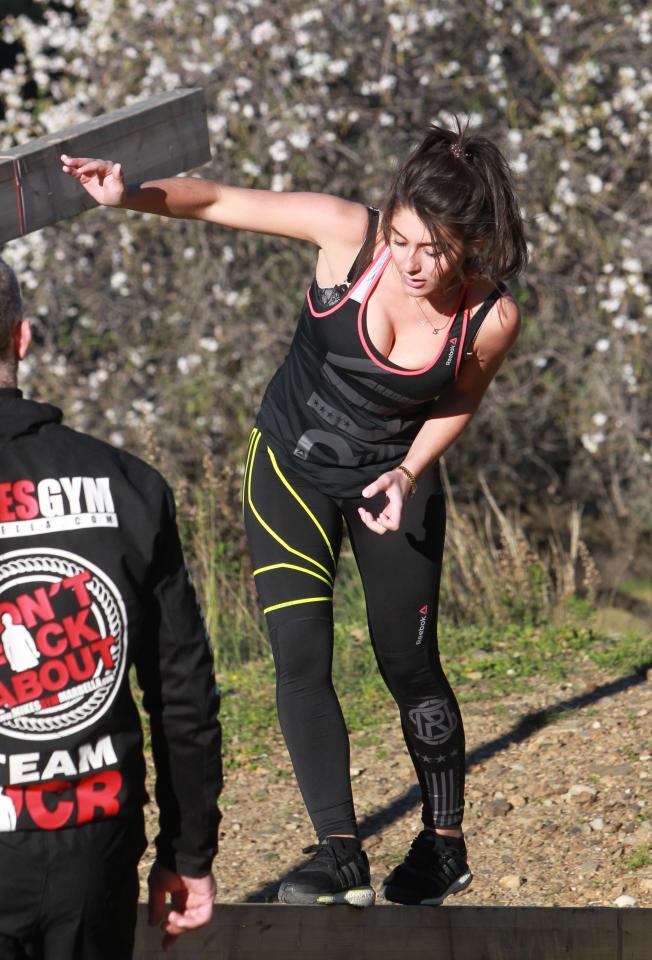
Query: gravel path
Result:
<box><xmin>140</xmin><ymin>662</ymin><xmax>652</xmax><ymax>908</ymax></box>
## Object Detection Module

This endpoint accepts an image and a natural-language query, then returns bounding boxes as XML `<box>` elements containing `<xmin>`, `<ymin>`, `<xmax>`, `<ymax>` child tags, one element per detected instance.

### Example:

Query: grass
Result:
<box><xmin>134</xmin><ymin>466</ymin><xmax>650</xmax><ymax>768</ymax></box>
<box><xmin>217</xmin><ymin>619</ymin><xmax>651</xmax><ymax>768</ymax></box>
<box><xmin>215</xmin><ymin>549</ymin><xmax>651</xmax><ymax>767</ymax></box>
<box><xmin>623</xmin><ymin>846</ymin><xmax>651</xmax><ymax>870</ymax></box>
<box><xmin>618</xmin><ymin>579</ymin><xmax>652</xmax><ymax>604</ymax></box>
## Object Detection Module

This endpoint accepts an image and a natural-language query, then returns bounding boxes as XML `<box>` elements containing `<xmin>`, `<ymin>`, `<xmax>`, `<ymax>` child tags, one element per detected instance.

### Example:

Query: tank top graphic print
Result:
<box><xmin>256</xmin><ymin>234</ymin><xmax>500</xmax><ymax>499</ymax></box>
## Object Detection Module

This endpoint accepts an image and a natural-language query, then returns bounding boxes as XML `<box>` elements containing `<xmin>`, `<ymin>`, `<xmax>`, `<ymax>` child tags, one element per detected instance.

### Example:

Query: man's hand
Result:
<box><xmin>147</xmin><ymin>861</ymin><xmax>216</xmax><ymax>951</ymax></box>
<box><xmin>60</xmin><ymin>155</ymin><xmax>126</xmax><ymax>207</ymax></box>
<box><xmin>357</xmin><ymin>468</ymin><xmax>413</xmax><ymax>535</ymax></box>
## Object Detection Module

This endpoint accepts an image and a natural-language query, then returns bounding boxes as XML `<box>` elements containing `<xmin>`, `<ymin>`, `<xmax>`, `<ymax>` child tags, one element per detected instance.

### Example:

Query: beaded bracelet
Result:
<box><xmin>397</xmin><ymin>464</ymin><xmax>417</xmax><ymax>498</ymax></box>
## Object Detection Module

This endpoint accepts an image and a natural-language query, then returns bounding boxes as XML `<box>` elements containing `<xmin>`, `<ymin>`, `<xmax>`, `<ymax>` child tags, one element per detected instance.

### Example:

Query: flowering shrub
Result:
<box><xmin>1</xmin><ymin>0</ymin><xmax>651</xmax><ymax>571</ymax></box>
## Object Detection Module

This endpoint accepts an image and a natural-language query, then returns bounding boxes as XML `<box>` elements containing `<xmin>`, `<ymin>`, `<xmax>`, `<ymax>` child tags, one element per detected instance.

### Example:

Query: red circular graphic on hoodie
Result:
<box><xmin>0</xmin><ymin>548</ymin><xmax>127</xmax><ymax>741</ymax></box>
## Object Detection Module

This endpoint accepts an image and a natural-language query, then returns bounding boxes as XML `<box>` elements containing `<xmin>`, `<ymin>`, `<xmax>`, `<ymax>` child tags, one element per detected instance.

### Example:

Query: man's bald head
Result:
<box><xmin>0</xmin><ymin>257</ymin><xmax>23</xmax><ymax>358</ymax></box>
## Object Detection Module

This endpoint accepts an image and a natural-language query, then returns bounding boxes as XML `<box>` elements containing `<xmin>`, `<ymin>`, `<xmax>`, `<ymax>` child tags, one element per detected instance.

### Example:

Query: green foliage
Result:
<box><xmin>217</xmin><ymin>658</ymin><xmax>280</xmax><ymax>768</ymax></box>
<box><xmin>217</xmin><ymin>604</ymin><xmax>650</xmax><ymax>768</ymax></box>
<box><xmin>622</xmin><ymin>846</ymin><xmax>651</xmax><ymax>871</ymax></box>
<box><xmin>618</xmin><ymin>579</ymin><xmax>652</xmax><ymax>604</ymax></box>
<box><xmin>127</xmin><ymin>458</ymin><xmax>650</xmax><ymax>769</ymax></box>
<box><xmin>173</xmin><ymin>474</ymin><xmax>649</xmax><ymax>766</ymax></box>
<box><xmin>589</xmin><ymin>631</ymin><xmax>652</xmax><ymax>674</ymax></box>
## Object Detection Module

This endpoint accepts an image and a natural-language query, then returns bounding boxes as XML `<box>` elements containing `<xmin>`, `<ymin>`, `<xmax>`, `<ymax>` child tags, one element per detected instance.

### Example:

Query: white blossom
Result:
<box><xmin>625</xmin><ymin>320</ymin><xmax>646</xmax><ymax>335</ymax></box>
<box><xmin>234</xmin><ymin>76</ymin><xmax>253</xmax><ymax>95</ymax></box>
<box><xmin>241</xmin><ymin>159</ymin><xmax>261</xmax><ymax>177</ymax></box>
<box><xmin>288</xmin><ymin>128</ymin><xmax>311</xmax><ymax>150</ymax></box>
<box><xmin>512</xmin><ymin>152</ymin><xmax>528</xmax><ymax>175</ymax></box>
<box><xmin>378</xmin><ymin>74</ymin><xmax>397</xmax><ymax>92</ymax></box>
<box><xmin>110</xmin><ymin>271</ymin><xmax>128</xmax><ymax>290</ymax></box>
<box><xmin>177</xmin><ymin>354</ymin><xmax>202</xmax><ymax>375</ymax></box>
<box><xmin>132</xmin><ymin>398</ymin><xmax>154</xmax><ymax>417</ymax></box>
<box><xmin>212</xmin><ymin>14</ymin><xmax>231</xmax><ymax>38</ymax></box>
<box><xmin>440</xmin><ymin>60</ymin><xmax>460</xmax><ymax>78</ymax></box>
<box><xmin>623</xmin><ymin>257</ymin><xmax>642</xmax><ymax>274</ymax></box>
<box><xmin>609</xmin><ymin>277</ymin><xmax>627</xmax><ymax>297</ymax></box>
<box><xmin>289</xmin><ymin>8</ymin><xmax>322</xmax><ymax>28</ymax></box>
<box><xmin>586</xmin><ymin>127</ymin><xmax>603</xmax><ymax>151</ymax></box>
<box><xmin>88</xmin><ymin>368</ymin><xmax>109</xmax><ymax>390</ymax></box>
<box><xmin>268</xmin><ymin>140</ymin><xmax>289</xmax><ymax>163</ymax></box>
<box><xmin>250</xmin><ymin>20</ymin><xmax>277</xmax><ymax>45</ymax></box>
<box><xmin>581</xmin><ymin>432</ymin><xmax>605</xmax><ymax>454</ymax></box>
<box><xmin>586</xmin><ymin>174</ymin><xmax>603</xmax><ymax>194</ymax></box>
<box><xmin>599</xmin><ymin>298</ymin><xmax>621</xmax><ymax>313</ymax></box>
<box><xmin>327</xmin><ymin>59</ymin><xmax>348</xmax><ymax>77</ymax></box>
<box><xmin>271</xmin><ymin>172</ymin><xmax>291</xmax><ymax>192</ymax></box>
<box><xmin>424</xmin><ymin>9</ymin><xmax>448</xmax><ymax>26</ymax></box>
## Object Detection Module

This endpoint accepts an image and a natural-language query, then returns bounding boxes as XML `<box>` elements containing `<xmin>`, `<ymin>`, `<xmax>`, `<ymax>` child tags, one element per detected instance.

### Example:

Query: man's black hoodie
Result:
<box><xmin>0</xmin><ymin>389</ymin><xmax>221</xmax><ymax>876</ymax></box>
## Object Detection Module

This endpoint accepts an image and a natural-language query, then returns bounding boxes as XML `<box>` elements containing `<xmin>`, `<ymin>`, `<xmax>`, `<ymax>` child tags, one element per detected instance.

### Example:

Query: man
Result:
<box><xmin>0</xmin><ymin>257</ymin><xmax>222</xmax><ymax>959</ymax></box>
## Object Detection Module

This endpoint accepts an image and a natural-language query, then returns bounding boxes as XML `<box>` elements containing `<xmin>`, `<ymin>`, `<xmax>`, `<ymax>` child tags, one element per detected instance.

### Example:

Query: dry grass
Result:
<box><xmin>439</xmin><ymin>460</ymin><xmax>600</xmax><ymax>627</ymax></box>
<box><xmin>164</xmin><ymin>451</ymin><xmax>604</xmax><ymax>669</ymax></box>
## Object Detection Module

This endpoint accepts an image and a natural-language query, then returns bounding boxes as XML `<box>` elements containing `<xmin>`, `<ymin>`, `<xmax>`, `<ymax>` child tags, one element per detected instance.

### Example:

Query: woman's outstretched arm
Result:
<box><xmin>358</xmin><ymin>293</ymin><xmax>521</xmax><ymax>535</ymax></box>
<box><xmin>60</xmin><ymin>155</ymin><xmax>367</xmax><ymax>247</ymax></box>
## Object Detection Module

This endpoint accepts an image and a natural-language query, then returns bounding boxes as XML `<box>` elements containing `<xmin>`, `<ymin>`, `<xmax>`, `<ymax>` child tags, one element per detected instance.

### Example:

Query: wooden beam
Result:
<box><xmin>0</xmin><ymin>88</ymin><xmax>210</xmax><ymax>245</ymax></box>
<box><xmin>134</xmin><ymin>904</ymin><xmax>652</xmax><ymax>959</ymax></box>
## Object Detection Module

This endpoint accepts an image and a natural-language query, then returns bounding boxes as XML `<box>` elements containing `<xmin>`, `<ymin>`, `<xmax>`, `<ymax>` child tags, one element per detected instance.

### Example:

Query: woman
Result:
<box><xmin>62</xmin><ymin>122</ymin><xmax>525</xmax><ymax>908</ymax></box>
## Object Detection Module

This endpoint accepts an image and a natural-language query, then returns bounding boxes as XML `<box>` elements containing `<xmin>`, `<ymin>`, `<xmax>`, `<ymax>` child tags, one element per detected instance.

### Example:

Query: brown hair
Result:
<box><xmin>382</xmin><ymin>120</ymin><xmax>528</xmax><ymax>283</ymax></box>
<box><xmin>0</xmin><ymin>257</ymin><xmax>22</xmax><ymax>358</ymax></box>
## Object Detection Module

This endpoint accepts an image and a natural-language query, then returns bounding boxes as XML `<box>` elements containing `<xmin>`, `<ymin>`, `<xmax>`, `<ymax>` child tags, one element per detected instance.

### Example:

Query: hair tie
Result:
<box><xmin>450</xmin><ymin>143</ymin><xmax>470</xmax><ymax>161</ymax></box>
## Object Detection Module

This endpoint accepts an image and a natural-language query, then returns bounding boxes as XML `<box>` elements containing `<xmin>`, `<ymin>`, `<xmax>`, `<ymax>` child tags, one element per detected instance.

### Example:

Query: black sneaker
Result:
<box><xmin>278</xmin><ymin>837</ymin><xmax>376</xmax><ymax>907</ymax></box>
<box><xmin>381</xmin><ymin>830</ymin><xmax>473</xmax><ymax>905</ymax></box>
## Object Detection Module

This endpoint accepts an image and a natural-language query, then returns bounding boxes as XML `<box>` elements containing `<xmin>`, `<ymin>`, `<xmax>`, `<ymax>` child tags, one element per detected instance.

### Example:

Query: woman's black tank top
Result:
<box><xmin>255</xmin><ymin>211</ymin><xmax>502</xmax><ymax>499</ymax></box>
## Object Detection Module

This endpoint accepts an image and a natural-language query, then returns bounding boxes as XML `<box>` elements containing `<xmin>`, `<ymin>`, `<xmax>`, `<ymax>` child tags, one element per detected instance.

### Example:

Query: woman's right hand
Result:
<box><xmin>61</xmin><ymin>156</ymin><xmax>126</xmax><ymax>207</ymax></box>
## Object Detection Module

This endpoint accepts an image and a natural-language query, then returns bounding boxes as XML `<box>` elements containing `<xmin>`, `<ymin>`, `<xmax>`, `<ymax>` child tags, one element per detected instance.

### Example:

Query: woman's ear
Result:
<box><xmin>14</xmin><ymin>318</ymin><xmax>32</xmax><ymax>361</ymax></box>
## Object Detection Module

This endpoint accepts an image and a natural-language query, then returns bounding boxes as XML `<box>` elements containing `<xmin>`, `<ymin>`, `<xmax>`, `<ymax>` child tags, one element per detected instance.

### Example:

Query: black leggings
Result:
<box><xmin>243</xmin><ymin>427</ymin><xmax>465</xmax><ymax>839</ymax></box>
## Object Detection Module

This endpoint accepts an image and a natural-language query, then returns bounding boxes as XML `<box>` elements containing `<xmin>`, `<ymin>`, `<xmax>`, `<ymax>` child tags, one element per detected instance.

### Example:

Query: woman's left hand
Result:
<box><xmin>357</xmin><ymin>468</ymin><xmax>413</xmax><ymax>535</ymax></box>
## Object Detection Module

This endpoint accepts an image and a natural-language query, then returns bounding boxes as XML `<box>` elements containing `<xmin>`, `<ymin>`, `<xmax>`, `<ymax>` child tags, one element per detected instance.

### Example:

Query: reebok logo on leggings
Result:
<box><xmin>416</xmin><ymin>604</ymin><xmax>428</xmax><ymax>645</ymax></box>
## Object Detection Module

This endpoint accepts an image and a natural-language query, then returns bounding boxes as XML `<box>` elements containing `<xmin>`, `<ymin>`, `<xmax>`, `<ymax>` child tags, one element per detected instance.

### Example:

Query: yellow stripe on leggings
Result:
<box><xmin>266</xmin><ymin>446</ymin><xmax>336</xmax><ymax>570</ymax></box>
<box><xmin>241</xmin><ymin>427</ymin><xmax>259</xmax><ymax>514</ymax></box>
<box><xmin>246</xmin><ymin>431</ymin><xmax>333</xmax><ymax>583</ymax></box>
<box><xmin>263</xmin><ymin>596</ymin><xmax>332</xmax><ymax>615</ymax></box>
<box><xmin>253</xmin><ymin>562</ymin><xmax>333</xmax><ymax>589</ymax></box>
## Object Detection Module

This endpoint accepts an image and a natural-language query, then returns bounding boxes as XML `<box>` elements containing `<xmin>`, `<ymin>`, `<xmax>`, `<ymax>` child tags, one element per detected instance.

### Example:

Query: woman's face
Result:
<box><xmin>388</xmin><ymin>206</ymin><xmax>464</xmax><ymax>298</ymax></box>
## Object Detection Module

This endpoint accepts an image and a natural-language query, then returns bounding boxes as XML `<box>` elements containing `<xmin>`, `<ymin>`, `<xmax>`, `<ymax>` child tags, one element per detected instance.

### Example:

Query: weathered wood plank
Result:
<box><xmin>621</xmin><ymin>907</ymin><xmax>652</xmax><ymax>960</ymax></box>
<box><xmin>0</xmin><ymin>88</ymin><xmax>210</xmax><ymax>245</ymax></box>
<box><xmin>133</xmin><ymin>904</ymin><xmax>651</xmax><ymax>960</ymax></box>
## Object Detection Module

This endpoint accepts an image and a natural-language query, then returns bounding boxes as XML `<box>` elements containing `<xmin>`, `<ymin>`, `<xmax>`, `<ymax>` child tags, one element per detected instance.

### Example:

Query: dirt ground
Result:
<box><xmin>139</xmin><ymin>661</ymin><xmax>652</xmax><ymax>908</ymax></box>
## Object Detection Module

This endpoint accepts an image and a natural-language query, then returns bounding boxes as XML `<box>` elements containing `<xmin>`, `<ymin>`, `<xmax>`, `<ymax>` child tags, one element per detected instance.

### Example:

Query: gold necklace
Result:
<box><xmin>413</xmin><ymin>293</ymin><xmax>458</xmax><ymax>335</ymax></box>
